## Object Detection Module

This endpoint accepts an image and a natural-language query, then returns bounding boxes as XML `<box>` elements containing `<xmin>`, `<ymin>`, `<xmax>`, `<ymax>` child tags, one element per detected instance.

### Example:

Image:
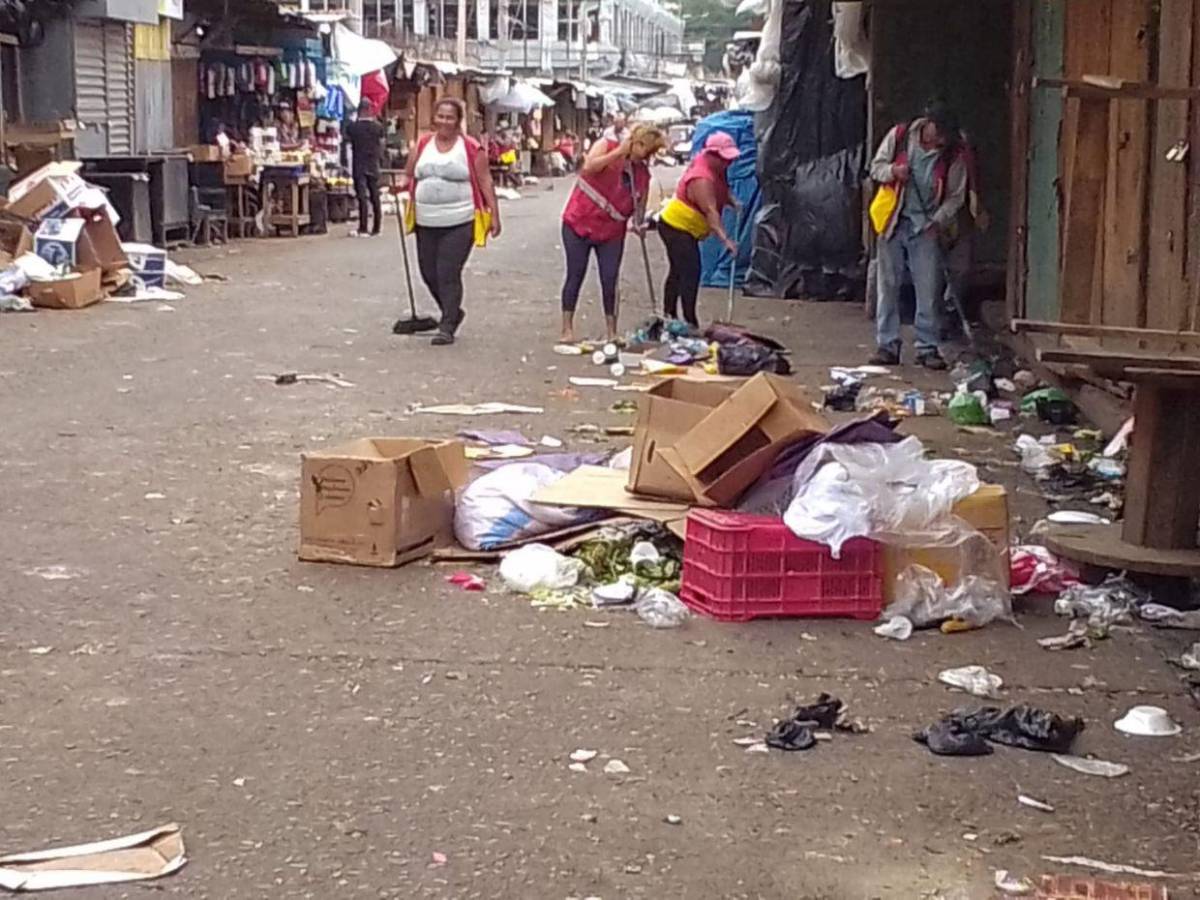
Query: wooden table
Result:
<box><xmin>261</xmin><ymin>168</ymin><xmax>311</xmax><ymax>237</ymax></box>
<box><xmin>224</xmin><ymin>176</ymin><xmax>257</xmax><ymax>238</ymax></box>
<box><xmin>1037</xmin><ymin>346</ymin><xmax>1200</xmax><ymax>578</ymax></box>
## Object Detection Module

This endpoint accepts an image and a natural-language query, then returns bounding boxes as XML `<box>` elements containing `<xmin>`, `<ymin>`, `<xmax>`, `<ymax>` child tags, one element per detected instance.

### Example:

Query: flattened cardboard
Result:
<box><xmin>627</xmin><ymin>377</ymin><xmax>742</xmax><ymax>501</ymax></box>
<box><xmin>531</xmin><ymin>465</ymin><xmax>691</xmax><ymax>516</ymax></box>
<box><xmin>28</xmin><ymin>266</ymin><xmax>104</xmax><ymax>310</ymax></box>
<box><xmin>0</xmin><ymin>822</ymin><xmax>185</xmax><ymax>891</ymax></box>
<box><xmin>300</xmin><ymin>438</ymin><xmax>468</xmax><ymax>567</ymax></box>
<box><xmin>660</xmin><ymin>373</ymin><xmax>829</xmax><ymax>507</ymax></box>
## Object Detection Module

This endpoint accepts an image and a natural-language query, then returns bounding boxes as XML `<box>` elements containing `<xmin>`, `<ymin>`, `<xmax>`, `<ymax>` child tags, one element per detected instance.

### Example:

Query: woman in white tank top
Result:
<box><xmin>399</xmin><ymin>99</ymin><xmax>501</xmax><ymax>345</ymax></box>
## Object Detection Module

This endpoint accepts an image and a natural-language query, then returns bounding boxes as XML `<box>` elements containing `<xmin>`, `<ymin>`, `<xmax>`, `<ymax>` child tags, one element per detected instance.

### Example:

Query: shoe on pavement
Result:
<box><xmin>868</xmin><ymin>346</ymin><xmax>900</xmax><ymax>366</ymax></box>
<box><xmin>916</xmin><ymin>351</ymin><xmax>948</xmax><ymax>371</ymax></box>
<box><xmin>431</xmin><ymin>331</ymin><xmax>455</xmax><ymax>346</ymax></box>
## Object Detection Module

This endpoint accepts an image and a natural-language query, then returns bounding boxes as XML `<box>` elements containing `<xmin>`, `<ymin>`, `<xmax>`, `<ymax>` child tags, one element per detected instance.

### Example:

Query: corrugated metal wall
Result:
<box><xmin>134</xmin><ymin>20</ymin><xmax>173</xmax><ymax>152</ymax></box>
<box><xmin>135</xmin><ymin>60</ymin><xmax>172</xmax><ymax>151</ymax></box>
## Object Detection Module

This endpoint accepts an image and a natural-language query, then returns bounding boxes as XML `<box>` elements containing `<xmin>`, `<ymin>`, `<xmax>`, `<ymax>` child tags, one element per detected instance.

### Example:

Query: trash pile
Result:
<box><xmin>0</xmin><ymin>162</ymin><xmax>197</xmax><ymax>313</ymax></box>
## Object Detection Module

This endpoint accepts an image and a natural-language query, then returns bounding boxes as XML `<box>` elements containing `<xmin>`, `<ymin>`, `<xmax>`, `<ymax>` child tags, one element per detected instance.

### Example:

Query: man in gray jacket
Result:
<box><xmin>868</xmin><ymin>102</ymin><xmax>967</xmax><ymax>370</ymax></box>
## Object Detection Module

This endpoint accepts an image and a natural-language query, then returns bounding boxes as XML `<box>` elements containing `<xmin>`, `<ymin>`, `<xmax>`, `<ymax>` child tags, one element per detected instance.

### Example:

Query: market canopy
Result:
<box><xmin>488</xmin><ymin>81</ymin><xmax>555</xmax><ymax>114</ymax></box>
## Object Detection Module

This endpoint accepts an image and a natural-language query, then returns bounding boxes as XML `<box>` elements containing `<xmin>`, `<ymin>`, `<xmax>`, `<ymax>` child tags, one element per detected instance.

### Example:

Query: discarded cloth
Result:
<box><xmin>766</xmin><ymin>693</ymin><xmax>843</xmax><ymax>752</ymax></box>
<box><xmin>914</xmin><ymin>705</ymin><xmax>1084</xmax><ymax>757</ymax></box>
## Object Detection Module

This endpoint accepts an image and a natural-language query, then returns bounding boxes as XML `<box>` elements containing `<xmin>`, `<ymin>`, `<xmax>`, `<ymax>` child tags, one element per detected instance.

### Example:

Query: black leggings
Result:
<box><xmin>657</xmin><ymin>219</ymin><xmax>701</xmax><ymax>326</ymax></box>
<box><xmin>560</xmin><ymin>222</ymin><xmax>625</xmax><ymax>316</ymax></box>
<box><xmin>415</xmin><ymin>222</ymin><xmax>474</xmax><ymax>333</ymax></box>
<box><xmin>354</xmin><ymin>172</ymin><xmax>381</xmax><ymax>234</ymax></box>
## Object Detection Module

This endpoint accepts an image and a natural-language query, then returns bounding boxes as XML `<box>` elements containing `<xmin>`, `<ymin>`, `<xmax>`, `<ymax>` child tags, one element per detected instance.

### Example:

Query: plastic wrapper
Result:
<box><xmin>499</xmin><ymin>544</ymin><xmax>586</xmax><ymax>594</ymax></box>
<box><xmin>887</xmin><ymin>564</ymin><xmax>1013</xmax><ymax>629</ymax></box>
<box><xmin>782</xmin><ymin>436</ymin><xmax>981</xmax><ymax>556</ymax></box>
<box><xmin>634</xmin><ymin>588</ymin><xmax>690</xmax><ymax>628</ymax></box>
<box><xmin>0</xmin><ymin>265</ymin><xmax>29</xmax><ymax>296</ymax></box>
<box><xmin>1010</xmin><ymin>545</ymin><xmax>1080</xmax><ymax>595</ymax></box>
<box><xmin>744</xmin><ymin>0</ymin><xmax>867</xmax><ymax>301</ymax></box>
<box><xmin>454</xmin><ymin>463</ymin><xmax>599</xmax><ymax>551</ymax></box>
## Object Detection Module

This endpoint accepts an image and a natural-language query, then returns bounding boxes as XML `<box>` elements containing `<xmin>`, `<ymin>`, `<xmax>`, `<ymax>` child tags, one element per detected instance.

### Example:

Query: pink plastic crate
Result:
<box><xmin>680</xmin><ymin>509</ymin><xmax>883</xmax><ymax>622</ymax></box>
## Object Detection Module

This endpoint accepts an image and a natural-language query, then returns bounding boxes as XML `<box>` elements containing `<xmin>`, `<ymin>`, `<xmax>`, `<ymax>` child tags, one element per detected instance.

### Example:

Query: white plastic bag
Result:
<box><xmin>783</xmin><ymin>437</ymin><xmax>980</xmax><ymax>556</ymax></box>
<box><xmin>499</xmin><ymin>544</ymin><xmax>585</xmax><ymax>594</ymax></box>
<box><xmin>885</xmin><ymin>564</ymin><xmax>1014</xmax><ymax>629</ymax></box>
<box><xmin>454</xmin><ymin>463</ymin><xmax>597</xmax><ymax>551</ymax></box>
<box><xmin>634</xmin><ymin>588</ymin><xmax>690</xmax><ymax>628</ymax></box>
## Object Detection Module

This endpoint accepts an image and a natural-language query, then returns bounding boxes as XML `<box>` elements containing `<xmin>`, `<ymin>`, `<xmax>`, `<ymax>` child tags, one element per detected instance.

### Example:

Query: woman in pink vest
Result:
<box><xmin>399</xmin><ymin>99</ymin><xmax>501</xmax><ymax>346</ymax></box>
<box><xmin>559</xmin><ymin>122</ymin><xmax>665</xmax><ymax>343</ymax></box>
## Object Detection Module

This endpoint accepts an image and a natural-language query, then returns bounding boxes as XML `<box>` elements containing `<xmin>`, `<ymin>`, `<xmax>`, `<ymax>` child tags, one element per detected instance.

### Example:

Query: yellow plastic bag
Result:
<box><xmin>473</xmin><ymin>209</ymin><xmax>492</xmax><ymax>247</ymax></box>
<box><xmin>869</xmin><ymin>184</ymin><xmax>898</xmax><ymax>235</ymax></box>
<box><xmin>403</xmin><ymin>194</ymin><xmax>416</xmax><ymax>234</ymax></box>
<box><xmin>499</xmin><ymin>149</ymin><xmax>517</xmax><ymax>166</ymax></box>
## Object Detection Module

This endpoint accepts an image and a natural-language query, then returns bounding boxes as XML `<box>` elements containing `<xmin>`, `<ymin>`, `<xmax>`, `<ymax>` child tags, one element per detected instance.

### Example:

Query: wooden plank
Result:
<box><xmin>1013</xmin><ymin>318</ymin><xmax>1200</xmax><ymax>340</ymax></box>
<box><xmin>1059</xmin><ymin>96</ymin><xmax>1110</xmax><ymax>324</ymax></box>
<box><xmin>1062</xmin><ymin>0</ymin><xmax>1112</xmax><ymax>198</ymax></box>
<box><xmin>1034</xmin><ymin>77</ymin><xmax>1200</xmax><ymax>100</ymax></box>
<box><xmin>1122</xmin><ymin>382</ymin><xmax>1200</xmax><ymax>548</ymax></box>
<box><xmin>1038</xmin><ymin>347</ymin><xmax>1200</xmax><ymax>381</ymax></box>
<box><xmin>1190</xmin><ymin>3</ymin><xmax>1200</xmax><ymax>329</ymax></box>
<box><xmin>1102</xmin><ymin>0</ymin><xmax>1152</xmax><ymax>328</ymax></box>
<box><xmin>1008</xmin><ymin>0</ymin><xmax>1034</xmax><ymax>321</ymax></box>
<box><xmin>1145</xmin><ymin>0</ymin><xmax>1195</xmax><ymax>330</ymax></box>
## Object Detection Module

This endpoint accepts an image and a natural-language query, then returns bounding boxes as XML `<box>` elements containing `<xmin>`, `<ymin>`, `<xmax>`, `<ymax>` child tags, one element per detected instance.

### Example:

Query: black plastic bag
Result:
<box><xmin>744</xmin><ymin>0</ymin><xmax>867</xmax><ymax>301</ymax></box>
<box><xmin>913</xmin><ymin>705</ymin><xmax>1084</xmax><ymax>757</ymax></box>
<box><xmin>717</xmin><ymin>343</ymin><xmax>792</xmax><ymax>376</ymax></box>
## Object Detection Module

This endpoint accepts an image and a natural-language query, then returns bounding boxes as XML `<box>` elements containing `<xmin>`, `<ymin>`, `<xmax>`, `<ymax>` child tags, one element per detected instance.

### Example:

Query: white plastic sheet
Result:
<box><xmin>832</xmin><ymin>2</ymin><xmax>869</xmax><ymax>78</ymax></box>
<box><xmin>782</xmin><ymin>437</ymin><xmax>980</xmax><ymax>557</ymax></box>
<box><xmin>735</xmin><ymin>0</ymin><xmax>783</xmax><ymax>111</ymax></box>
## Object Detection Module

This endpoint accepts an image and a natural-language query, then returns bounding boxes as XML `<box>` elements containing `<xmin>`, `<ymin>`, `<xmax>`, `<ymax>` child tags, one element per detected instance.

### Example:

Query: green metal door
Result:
<box><xmin>1024</xmin><ymin>0</ymin><xmax>1064</xmax><ymax>321</ymax></box>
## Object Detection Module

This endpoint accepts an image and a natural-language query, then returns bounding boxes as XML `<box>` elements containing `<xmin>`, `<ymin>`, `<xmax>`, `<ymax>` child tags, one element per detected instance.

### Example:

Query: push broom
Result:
<box><xmin>391</xmin><ymin>189</ymin><xmax>438</xmax><ymax>335</ymax></box>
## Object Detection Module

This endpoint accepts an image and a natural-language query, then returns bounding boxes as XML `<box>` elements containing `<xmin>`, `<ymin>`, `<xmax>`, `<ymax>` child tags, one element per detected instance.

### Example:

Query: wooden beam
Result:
<box><xmin>1146</xmin><ymin>0</ymin><xmax>1195</xmax><ymax>330</ymax></box>
<box><xmin>1035</xmin><ymin>76</ymin><xmax>1200</xmax><ymax>101</ymax></box>
<box><xmin>1038</xmin><ymin>346</ymin><xmax>1200</xmax><ymax>378</ymax></box>
<box><xmin>1102</xmin><ymin>0</ymin><xmax>1152</xmax><ymax>329</ymax></box>
<box><xmin>1013</xmin><ymin>318</ymin><xmax>1200</xmax><ymax>341</ymax></box>
<box><xmin>1059</xmin><ymin>95</ymin><xmax>1109</xmax><ymax>324</ymax></box>
<box><xmin>1189</xmin><ymin>2</ymin><xmax>1200</xmax><ymax>329</ymax></box>
<box><xmin>1007</xmin><ymin>0</ymin><xmax>1034</xmax><ymax>322</ymax></box>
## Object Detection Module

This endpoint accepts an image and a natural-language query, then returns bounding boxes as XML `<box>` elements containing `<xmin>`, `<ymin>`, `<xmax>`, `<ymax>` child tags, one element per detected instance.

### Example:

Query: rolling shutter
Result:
<box><xmin>74</xmin><ymin>20</ymin><xmax>134</xmax><ymax>155</ymax></box>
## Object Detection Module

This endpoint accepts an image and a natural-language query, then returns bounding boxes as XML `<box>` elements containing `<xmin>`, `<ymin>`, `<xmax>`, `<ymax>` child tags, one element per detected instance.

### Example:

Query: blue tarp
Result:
<box><xmin>691</xmin><ymin>109</ymin><xmax>760</xmax><ymax>287</ymax></box>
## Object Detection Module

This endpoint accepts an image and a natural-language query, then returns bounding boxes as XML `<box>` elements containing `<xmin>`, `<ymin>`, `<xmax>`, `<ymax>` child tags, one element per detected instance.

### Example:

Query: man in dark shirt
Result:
<box><xmin>345</xmin><ymin>100</ymin><xmax>385</xmax><ymax>236</ymax></box>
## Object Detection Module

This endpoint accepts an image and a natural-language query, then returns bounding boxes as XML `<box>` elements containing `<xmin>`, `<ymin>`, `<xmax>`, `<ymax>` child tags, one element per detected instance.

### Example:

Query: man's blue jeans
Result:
<box><xmin>876</xmin><ymin>218</ymin><xmax>944</xmax><ymax>354</ymax></box>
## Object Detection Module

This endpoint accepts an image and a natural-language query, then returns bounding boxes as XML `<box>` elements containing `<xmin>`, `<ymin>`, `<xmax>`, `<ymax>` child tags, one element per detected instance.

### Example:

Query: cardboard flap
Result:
<box><xmin>433</xmin><ymin>441</ymin><xmax>470</xmax><ymax>489</ymax></box>
<box><xmin>674</xmin><ymin>375</ymin><xmax>780</xmax><ymax>473</ymax></box>
<box><xmin>408</xmin><ymin>446</ymin><xmax>453</xmax><ymax>495</ymax></box>
<box><xmin>656</xmin><ymin>447</ymin><xmax>717</xmax><ymax>507</ymax></box>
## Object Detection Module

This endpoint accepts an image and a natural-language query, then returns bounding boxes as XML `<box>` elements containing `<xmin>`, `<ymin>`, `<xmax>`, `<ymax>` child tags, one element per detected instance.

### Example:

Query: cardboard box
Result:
<box><xmin>6</xmin><ymin>161</ymin><xmax>118</xmax><ymax>224</ymax></box>
<box><xmin>658</xmin><ymin>373</ymin><xmax>830</xmax><ymax>507</ymax></box>
<box><xmin>190</xmin><ymin>144</ymin><xmax>224</xmax><ymax>162</ymax></box>
<box><xmin>628</xmin><ymin>377</ymin><xmax>742</xmax><ymax>501</ymax></box>
<box><xmin>34</xmin><ymin>218</ymin><xmax>85</xmax><ymax>266</ymax></box>
<box><xmin>121</xmin><ymin>242</ymin><xmax>167</xmax><ymax>290</ymax></box>
<box><xmin>299</xmin><ymin>438</ymin><xmax>469</xmax><ymax>567</ymax></box>
<box><xmin>28</xmin><ymin>266</ymin><xmax>104</xmax><ymax>310</ymax></box>
<box><xmin>76</xmin><ymin>210</ymin><xmax>129</xmax><ymax>285</ymax></box>
<box><xmin>0</xmin><ymin>222</ymin><xmax>34</xmax><ymax>266</ymax></box>
<box><xmin>882</xmin><ymin>483</ymin><xmax>1011</xmax><ymax>601</ymax></box>
<box><xmin>224</xmin><ymin>154</ymin><xmax>254</xmax><ymax>179</ymax></box>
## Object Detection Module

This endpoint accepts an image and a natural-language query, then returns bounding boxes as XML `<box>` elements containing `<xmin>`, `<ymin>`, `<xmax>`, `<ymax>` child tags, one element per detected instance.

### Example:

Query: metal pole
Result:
<box><xmin>455</xmin><ymin>0</ymin><xmax>466</xmax><ymax>60</ymax></box>
<box><xmin>522</xmin><ymin>0</ymin><xmax>528</xmax><ymax>69</ymax></box>
<box><xmin>579</xmin><ymin>3</ymin><xmax>586</xmax><ymax>81</ymax></box>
